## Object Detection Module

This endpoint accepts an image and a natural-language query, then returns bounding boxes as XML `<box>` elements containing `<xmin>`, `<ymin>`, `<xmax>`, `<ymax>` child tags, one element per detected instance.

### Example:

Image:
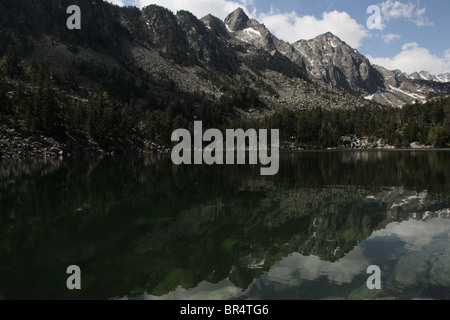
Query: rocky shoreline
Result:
<box><xmin>0</xmin><ymin>124</ymin><xmax>127</xmax><ymax>159</ymax></box>
<box><xmin>283</xmin><ymin>135</ymin><xmax>434</xmax><ymax>151</ymax></box>
<box><xmin>0</xmin><ymin>126</ymin><xmax>437</xmax><ymax>160</ymax></box>
<box><xmin>0</xmin><ymin>126</ymin><xmax>67</xmax><ymax>159</ymax></box>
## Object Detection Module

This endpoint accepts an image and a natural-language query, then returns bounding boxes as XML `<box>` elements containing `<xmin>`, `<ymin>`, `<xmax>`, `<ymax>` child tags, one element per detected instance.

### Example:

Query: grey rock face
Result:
<box><xmin>224</xmin><ymin>9</ymin><xmax>308</xmax><ymax>73</ymax></box>
<box><xmin>374</xmin><ymin>65</ymin><xmax>399</xmax><ymax>88</ymax></box>
<box><xmin>368</xmin><ymin>79</ymin><xmax>450</xmax><ymax>107</ymax></box>
<box><xmin>223</xmin><ymin>9</ymin><xmax>448</xmax><ymax>107</ymax></box>
<box><xmin>364</xmin><ymin>69</ymin><xmax>450</xmax><ymax>107</ymax></box>
<box><xmin>436</xmin><ymin>73</ymin><xmax>450</xmax><ymax>82</ymax></box>
<box><xmin>2</xmin><ymin>2</ymin><xmax>447</xmax><ymax>112</ymax></box>
<box><xmin>409</xmin><ymin>72</ymin><xmax>422</xmax><ymax>80</ymax></box>
<box><xmin>418</xmin><ymin>71</ymin><xmax>434</xmax><ymax>81</ymax></box>
<box><xmin>224</xmin><ymin>8</ymin><xmax>250</xmax><ymax>32</ymax></box>
<box><xmin>293</xmin><ymin>33</ymin><xmax>384</xmax><ymax>95</ymax></box>
<box><xmin>201</xmin><ymin>14</ymin><xmax>231</xmax><ymax>39</ymax></box>
<box><xmin>394</xmin><ymin>70</ymin><xmax>410</xmax><ymax>82</ymax></box>
<box><xmin>141</xmin><ymin>5</ymin><xmax>192</xmax><ymax>64</ymax></box>
<box><xmin>393</xmin><ymin>70</ymin><xmax>450</xmax><ymax>83</ymax></box>
<box><xmin>176</xmin><ymin>10</ymin><xmax>218</xmax><ymax>63</ymax></box>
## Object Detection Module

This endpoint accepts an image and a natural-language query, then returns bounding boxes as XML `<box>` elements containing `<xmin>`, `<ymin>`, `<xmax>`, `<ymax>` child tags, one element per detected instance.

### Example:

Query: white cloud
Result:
<box><xmin>265</xmin><ymin>248</ymin><xmax>369</xmax><ymax>285</ymax></box>
<box><xmin>382</xmin><ymin>33</ymin><xmax>401</xmax><ymax>43</ymax></box>
<box><xmin>381</xmin><ymin>0</ymin><xmax>434</xmax><ymax>27</ymax></box>
<box><xmin>367</xmin><ymin>42</ymin><xmax>450</xmax><ymax>74</ymax></box>
<box><xmin>370</xmin><ymin>219</ymin><xmax>450</xmax><ymax>249</ymax></box>
<box><xmin>136</xmin><ymin>0</ymin><xmax>252</xmax><ymax>20</ymax></box>
<box><xmin>258</xmin><ymin>10</ymin><xmax>369</xmax><ymax>49</ymax></box>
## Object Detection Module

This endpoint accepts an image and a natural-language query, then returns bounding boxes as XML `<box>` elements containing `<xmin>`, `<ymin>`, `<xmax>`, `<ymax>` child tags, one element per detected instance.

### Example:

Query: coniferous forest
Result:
<box><xmin>0</xmin><ymin>39</ymin><xmax>449</xmax><ymax>156</ymax></box>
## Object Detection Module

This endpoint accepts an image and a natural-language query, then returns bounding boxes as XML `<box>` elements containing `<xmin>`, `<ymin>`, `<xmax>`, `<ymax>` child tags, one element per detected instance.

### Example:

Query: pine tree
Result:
<box><xmin>4</xmin><ymin>45</ymin><xmax>20</xmax><ymax>77</ymax></box>
<box><xmin>428</xmin><ymin>124</ymin><xmax>449</xmax><ymax>148</ymax></box>
<box><xmin>0</xmin><ymin>76</ymin><xmax>8</xmax><ymax>113</ymax></box>
<box><xmin>145</xmin><ymin>112</ymin><xmax>157</xmax><ymax>141</ymax></box>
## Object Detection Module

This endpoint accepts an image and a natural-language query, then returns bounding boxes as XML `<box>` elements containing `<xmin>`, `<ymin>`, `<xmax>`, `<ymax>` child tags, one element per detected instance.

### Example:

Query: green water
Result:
<box><xmin>0</xmin><ymin>150</ymin><xmax>449</xmax><ymax>300</ymax></box>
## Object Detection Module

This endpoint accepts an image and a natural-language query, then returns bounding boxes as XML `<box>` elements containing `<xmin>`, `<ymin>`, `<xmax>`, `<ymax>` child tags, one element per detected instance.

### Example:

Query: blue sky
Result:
<box><xmin>110</xmin><ymin>0</ymin><xmax>450</xmax><ymax>74</ymax></box>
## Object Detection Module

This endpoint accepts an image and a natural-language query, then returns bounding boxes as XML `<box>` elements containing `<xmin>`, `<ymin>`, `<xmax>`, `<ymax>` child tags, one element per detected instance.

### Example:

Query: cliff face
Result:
<box><xmin>223</xmin><ymin>8</ymin><xmax>449</xmax><ymax>106</ymax></box>
<box><xmin>2</xmin><ymin>2</ymin><xmax>447</xmax><ymax>113</ymax></box>
<box><xmin>0</xmin><ymin>2</ymin><xmax>377</xmax><ymax>113</ymax></box>
<box><xmin>293</xmin><ymin>33</ymin><xmax>384</xmax><ymax>95</ymax></box>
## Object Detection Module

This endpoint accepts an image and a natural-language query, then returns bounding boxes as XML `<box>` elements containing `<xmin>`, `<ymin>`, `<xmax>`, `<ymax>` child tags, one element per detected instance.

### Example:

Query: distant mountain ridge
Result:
<box><xmin>0</xmin><ymin>1</ymin><xmax>448</xmax><ymax>111</ymax></box>
<box><xmin>394</xmin><ymin>70</ymin><xmax>450</xmax><ymax>83</ymax></box>
<box><xmin>222</xmin><ymin>8</ymin><xmax>450</xmax><ymax>107</ymax></box>
<box><xmin>0</xmin><ymin>1</ymin><xmax>449</xmax><ymax>157</ymax></box>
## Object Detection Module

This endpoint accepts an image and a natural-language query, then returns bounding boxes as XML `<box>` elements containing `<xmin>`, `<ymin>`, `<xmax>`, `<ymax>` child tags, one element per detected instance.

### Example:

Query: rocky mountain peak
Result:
<box><xmin>143</xmin><ymin>5</ymin><xmax>181</xmax><ymax>34</ymax></box>
<box><xmin>394</xmin><ymin>69</ymin><xmax>410</xmax><ymax>82</ymax></box>
<box><xmin>392</xmin><ymin>70</ymin><xmax>450</xmax><ymax>83</ymax></box>
<box><xmin>176</xmin><ymin>10</ymin><xmax>208</xmax><ymax>35</ymax></box>
<box><xmin>419</xmin><ymin>71</ymin><xmax>433</xmax><ymax>81</ymax></box>
<box><xmin>322</xmin><ymin>31</ymin><xmax>337</xmax><ymax>39</ymax></box>
<box><xmin>293</xmin><ymin>32</ymin><xmax>383</xmax><ymax>95</ymax></box>
<box><xmin>176</xmin><ymin>10</ymin><xmax>198</xmax><ymax>20</ymax></box>
<box><xmin>409</xmin><ymin>72</ymin><xmax>422</xmax><ymax>80</ymax></box>
<box><xmin>222</xmin><ymin>8</ymin><xmax>308</xmax><ymax>73</ymax></box>
<box><xmin>2</xmin><ymin>2</ymin><xmax>446</xmax><ymax>110</ymax></box>
<box><xmin>437</xmin><ymin>73</ymin><xmax>450</xmax><ymax>82</ymax></box>
<box><xmin>310</xmin><ymin>32</ymin><xmax>347</xmax><ymax>49</ymax></box>
<box><xmin>224</xmin><ymin>7</ymin><xmax>250</xmax><ymax>32</ymax></box>
<box><xmin>201</xmin><ymin>14</ymin><xmax>230</xmax><ymax>38</ymax></box>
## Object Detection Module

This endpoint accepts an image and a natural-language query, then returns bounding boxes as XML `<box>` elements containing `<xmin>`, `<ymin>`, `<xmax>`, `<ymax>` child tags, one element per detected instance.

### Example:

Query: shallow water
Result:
<box><xmin>0</xmin><ymin>150</ymin><xmax>449</xmax><ymax>300</ymax></box>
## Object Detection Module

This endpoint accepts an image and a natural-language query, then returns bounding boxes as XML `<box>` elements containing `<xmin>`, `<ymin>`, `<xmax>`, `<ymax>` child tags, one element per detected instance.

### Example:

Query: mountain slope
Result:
<box><xmin>293</xmin><ymin>32</ymin><xmax>384</xmax><ymax>96</ymax></box>
<box><xmin>1</xmin><ymin>1</ymin><xmax>447</xmax><ymax>112</ymax></box>
<box><xmin>222</xmin><ymin>9</ymin><xmax>449</xmax><ymax>107</ymax></box>
<box><xmin>368</xmin><ymin>65</ymin><xmax>450</xmax><ymax>106</ymax></box>
<box><xmin>0</xmin><ymin>1</ymin><xmax>449</xmax><ymax>158</ymax></box>
<box><xmin>408</xmin><ymin>71</ymin><xmax>450</xmax><ymax>83</ymax></box>
<box><xmin>224</xmin><ymin>8</ymin><xmax>307</xmax><ymax>72</ymax></box>
<box><xmin>3</xmin><ymin>2</ymin><xmax>381</xmax><ymax>111</ymax></box>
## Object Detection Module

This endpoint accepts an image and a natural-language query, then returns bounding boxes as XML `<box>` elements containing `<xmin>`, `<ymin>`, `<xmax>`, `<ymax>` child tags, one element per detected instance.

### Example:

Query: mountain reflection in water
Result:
<box><xmin>0</xmin><ymin>150</ymin><xmax>449</xmax><ymax>300</ymax></box>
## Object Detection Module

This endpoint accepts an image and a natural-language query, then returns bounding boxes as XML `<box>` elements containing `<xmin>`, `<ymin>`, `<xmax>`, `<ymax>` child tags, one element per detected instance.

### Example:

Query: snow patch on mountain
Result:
<box><xmin>243</xmin><ymin>27</ymin><xmax>261</xmax><ymax>37</ymax></box>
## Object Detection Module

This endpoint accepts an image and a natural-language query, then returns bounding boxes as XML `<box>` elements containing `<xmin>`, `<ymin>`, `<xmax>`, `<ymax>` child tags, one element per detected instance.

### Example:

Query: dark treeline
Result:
<box><xmin>231</xmin><ymin>97</ymin><xmax>450</xmax><ymax>149</ymax></box>
<box><xmin>0</xmin><ymin>41</ymin><xmax>449</xmax><ymax>152</ymax></box>
<box><xmin>0</xmin><ymin>80</ymin><xmax>252</xmax><ymax>150</ymax></box>
<box><xmin>0</xmin><ymin>43</ymin><xmax>261</xmax><ymax>151</ymax></box>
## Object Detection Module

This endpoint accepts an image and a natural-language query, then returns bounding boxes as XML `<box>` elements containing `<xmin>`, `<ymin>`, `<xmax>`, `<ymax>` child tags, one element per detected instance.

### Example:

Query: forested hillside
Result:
<box><xmin>0</xmin><ymin>2</ymin><xmax>449</xmax><ymax>158</ymax></box>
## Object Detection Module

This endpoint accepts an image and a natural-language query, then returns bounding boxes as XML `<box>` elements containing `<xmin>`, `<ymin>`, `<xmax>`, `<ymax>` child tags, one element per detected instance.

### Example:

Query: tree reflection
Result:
<box><xmin>0</xmin><ymin>151</ymin><xmax>449</xmax><ymax>299</ymax></box>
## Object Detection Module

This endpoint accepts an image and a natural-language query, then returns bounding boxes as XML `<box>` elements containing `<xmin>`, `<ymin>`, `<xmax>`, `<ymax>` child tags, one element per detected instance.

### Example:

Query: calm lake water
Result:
<box><xmin>0</xmin><ymin>150</ymin><xmax>449</xmax><ymax>300</ymax></box>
